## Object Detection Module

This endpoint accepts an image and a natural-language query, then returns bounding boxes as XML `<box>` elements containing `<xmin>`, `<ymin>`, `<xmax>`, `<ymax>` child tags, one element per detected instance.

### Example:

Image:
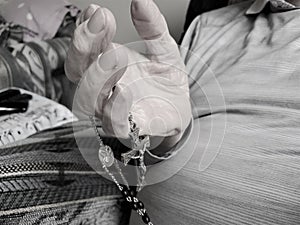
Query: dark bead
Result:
<box><xmin>132</xmin><ymin>203</ymin><xmax>139</xmax><ymax>210</ymax></box>
<box><xmin>129</xmin><ymin>189</ymin><xmax>137</xmax><ymax>197</ymax></box>
<box><xmin>122</xmin><ymin>190</ymin><xmax>130</xmax><ymax>197</ymax></box>
<box><xmin>142</xmin><ymin>213</ymin><xmax>150</xmax><ymax>224</ymax></box>
<box><xmin>137</xmin><ymin>201</ymin><xmax>144</xmax><ymax>209</ymax></box>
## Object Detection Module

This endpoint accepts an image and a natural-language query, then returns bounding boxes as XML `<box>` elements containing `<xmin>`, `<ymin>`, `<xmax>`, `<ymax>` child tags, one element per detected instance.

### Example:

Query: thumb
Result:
<box><xmin>131</xmin><ymin>0</ymin><xmax>169</xmax><ymax>40</ymax></box>
<box><xmin>130</xmin><ymin>0</ymin><xmax>184</xmax><ymax>80</ymax></box>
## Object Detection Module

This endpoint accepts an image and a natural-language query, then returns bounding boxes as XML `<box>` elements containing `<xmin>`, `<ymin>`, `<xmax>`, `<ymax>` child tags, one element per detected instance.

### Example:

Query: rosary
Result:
<box><xmin>89</xmin><ymin>114</ymin><xmax>154</xmax><ymax>225</ymax></box>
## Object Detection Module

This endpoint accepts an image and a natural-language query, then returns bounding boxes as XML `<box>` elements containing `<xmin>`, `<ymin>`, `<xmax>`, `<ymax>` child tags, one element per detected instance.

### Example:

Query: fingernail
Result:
<box><xmin>132</xmin><ymin>0</ymin><xmax>150</xmax><ymax>10</ymax></box>
<box><xmin>84</xmin><ymin>4</ymin><xmax>99</xmax><ymax>21</ymax></box>
<box><xmin>132</xmin><ymin>0</ymin><xmax>151</xmax><ymax>20</ymax></box>
<box><xmin>99</xmin><ymin>44</ymin><xmax>118</xmax><ymax>71</ymax></box>
<box><xmin>87</xmin><ymin>8</ymin><xmax>105</xmax><ymax>34</ymax></box>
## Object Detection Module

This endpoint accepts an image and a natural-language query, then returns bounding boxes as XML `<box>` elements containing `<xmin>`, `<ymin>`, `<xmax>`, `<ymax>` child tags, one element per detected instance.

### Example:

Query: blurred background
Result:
<box><xmin>65</xmin><ymin>0</ymin><xmax>189</xmax><ymax>43</ymax></box>
<box><xmin>0</xmin><ymin>0</ymin><xmax>190</xmax><ymax>42</ymax></box>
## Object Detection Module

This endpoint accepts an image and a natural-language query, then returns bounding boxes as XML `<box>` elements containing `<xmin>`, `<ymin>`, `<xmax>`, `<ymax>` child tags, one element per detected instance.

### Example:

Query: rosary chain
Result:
<box><xmin>89</xmin><ymin>115</ymin><xmax>154</xmax><ymax>225</ymax></box>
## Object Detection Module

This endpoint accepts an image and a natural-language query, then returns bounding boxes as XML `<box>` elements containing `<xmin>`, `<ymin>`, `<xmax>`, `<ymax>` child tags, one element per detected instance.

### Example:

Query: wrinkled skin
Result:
<box><xmin>65</xmin><ymin>0</ymin><xmax>192</xmax><ymax>149</ymax></box>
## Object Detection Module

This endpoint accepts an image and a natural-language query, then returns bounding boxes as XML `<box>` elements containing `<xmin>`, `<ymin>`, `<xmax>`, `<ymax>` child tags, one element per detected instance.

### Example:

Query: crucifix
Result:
<box><xmin>121</xmin><ymin>116</ymin><xmax>150</xmax><ymax>191</ymax></box>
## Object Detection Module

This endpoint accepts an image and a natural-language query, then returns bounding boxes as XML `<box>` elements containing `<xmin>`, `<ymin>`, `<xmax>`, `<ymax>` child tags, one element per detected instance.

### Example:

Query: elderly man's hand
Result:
<box><xmin>65</xmin><ymin>0</ymin><xmax>192</xmax><ymax>149</ymax></box>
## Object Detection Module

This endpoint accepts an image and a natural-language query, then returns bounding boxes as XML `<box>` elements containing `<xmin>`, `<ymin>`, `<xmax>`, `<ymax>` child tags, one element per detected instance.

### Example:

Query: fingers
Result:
<box><xmin>130</xmin><ymin>0</ymin><xmax>181</xmax><ymax>65</ymax></box>
<box><xmin>72</xmin><ymin>44</ymin><xmax>128</xmax><ymax>120</ymax></box>
<box><xmin>65</xmin><ymin>5</ymin><xmax>117</xmax><ymax>82</ymax></box>
<box><xmin>131</xmin><ymin>0</ymin><xmax>167</xmax><ymax>40</ymax></box>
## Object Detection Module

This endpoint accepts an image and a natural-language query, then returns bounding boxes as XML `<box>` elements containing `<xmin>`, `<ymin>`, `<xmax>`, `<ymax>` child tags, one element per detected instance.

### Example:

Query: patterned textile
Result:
<box><xmin>0</xmin><ymin>33</ymin><xmax>74</xmax><ymax>102</ymax></box>
<box><xmin>0</xmin><ymin>88</ymin><xmax>75</xmax><ymax>147</ymax></box>
<box><xmin>0</xmin><ymin>122</ymin><xmax>131</xmax><ymax>224</ymax></box>
<box><xmin>130</xmin><ymin>1</ymin><xmax>300</xmax><ymax>224</ymax></box>
<box><xmin>0</xmin><ymin>0</ymin><xmax>79</xmax><ymax>42</ymax></box>
<box><xmin>1</xmin><ymin>197</ymin><xmax>127</xmax><ymax>225</ymax></box>
<box><xmin>0</xmin><ymin>0</ymin><xmax>78</xmax><ymax>102</ymax></box>
<box><xmin>0</xmin><ymin>15</ymin><xmax>37</xmax><ymax>47</ymax></box>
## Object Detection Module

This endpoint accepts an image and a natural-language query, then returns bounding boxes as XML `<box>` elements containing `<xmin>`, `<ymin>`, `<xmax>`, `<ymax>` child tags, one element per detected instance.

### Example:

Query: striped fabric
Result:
<box><xmin>0</xmin><ymin>122</ymin><xmax>131</xmax><ymax>224</ymax></box>
<box><xmin>130</xmin><ymin>1</ymin><xmax>300</xmax><ymax>224</ymax></box>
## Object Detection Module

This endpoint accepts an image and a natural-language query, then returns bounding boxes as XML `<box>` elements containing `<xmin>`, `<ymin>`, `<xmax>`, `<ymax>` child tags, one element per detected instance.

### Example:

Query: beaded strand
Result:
<box><xmin>89</xmin><ymin>115</ymin><xmax>154</xmax><ymax>225</ymax></box>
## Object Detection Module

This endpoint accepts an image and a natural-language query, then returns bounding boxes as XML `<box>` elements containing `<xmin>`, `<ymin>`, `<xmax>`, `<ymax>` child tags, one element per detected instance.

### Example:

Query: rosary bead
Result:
<box><xmin>142</xmin><ymin>213</ymin><xmax>150</xmax><ymax>224</ymax></box>
<box><xmin>137</xmin><ymin>201</ymin><xmax>144</xmax><ymax>209</ymax></box>
<box><xmin>122</xmin><ymin>190</ymin><xmax>130</xmax><ymax>197</ymax></box>
<box><xmin>120</xmin><ymin>185</ymin><xmax>129</xmax><ymax>194</ymax></box>
<box><xmin>126</xmin><ymin>196</ymin><xmax>133</xmax><ymax>202</ymax></box>
<box><xmin>132</xmin><ymin>202</ymin><xmax>139</xmax><ymax>210</ymax></box>
<box><xmin>137</xmin><ymin>209</ymin><xmax>145</xmax><ymax>216</ymax></box>
<box><xmin>90</xmin><ymin>115</ymin><xmax>152</xmax><ymax>225</ymax></box>
<box><xmin>130</xmin><ymin>189</ymin><xmax>137</xmax><ymax>197</ymax></box>
<box><xmin>121</xmin><ymin>185</ymin><xmax>129</xmax><ymax>191</ymax></box>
